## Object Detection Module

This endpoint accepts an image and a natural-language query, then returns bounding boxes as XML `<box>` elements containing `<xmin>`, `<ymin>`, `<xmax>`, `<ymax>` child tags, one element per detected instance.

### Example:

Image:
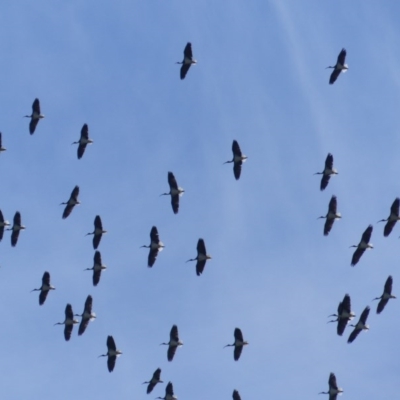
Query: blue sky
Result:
<box><xmin>1</xmin><ymin>1</ymin><xmax>400</xmax><ymax>398</ymax></box>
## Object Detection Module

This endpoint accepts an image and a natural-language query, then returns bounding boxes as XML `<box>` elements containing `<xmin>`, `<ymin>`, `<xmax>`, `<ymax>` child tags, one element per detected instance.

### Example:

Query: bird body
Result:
<box><xmin>319</xmin><ymin>372</ymin><xmax>343</xmax><ymax>400</ymax></box>
<box><xmin>86</xmin><ymin>215</ymin><xmax>107</xmax><ymax>249</ymax></box>
<box><xmin>161</xmin><ymin>172</ymin><xmax>184</xmax><ymax>214</ymax></box>
<box><xmin>348</xmin><ymin>306</ymin><xmax>370</xmax><ymax>343</ymax></box>
<box><xmin>160</xmin><ymin>325</ymin><xmax>183</xmax><ymax>362</ymax></box>
<box><xmin>84</xmin><ymin>251</ymin><xmax>107</xmax><ymax>286</ymax></box>
<box><xmin>177</xmin><ymin>42</ymin><xmax>196</xmax><ymax>80</ymax></box>
<box><xmin>224</xmin><ymin>328</ymin><xmax>248</xmax><ymax>361</ymax></box>
<box><xmin>186</xmin><ymin>238</ymin><xmax>212</xmax><ymax>276</ymax></box>
<box><xmin>31</xmin><ymin>271</ymin><xmax>55</xmax><ymax>305</ymax></box>
<box><xmin>350</xmin><ymin>225</ymin><xmax>373</xmax><ymax>266</ymax></box>
<box><xmin>224</xmin><ymin>140</ymin><xmax>247</xmax><ymax>180</ymax></box>
<box><xmin>373</xmin><ymin>275</ymin><xmax>396</xmax><ymax>314</ymax></box>
<box><xmin>61</xmin><ymin>185</ymin><xmax>80</xmax><ymax>219</ymax></box>
<box><xmin>141</xmin><ymin>226</ymin><xmax>164</xmax><ymax>267</ymax></box>
<box><xmin>328</xmin><ymin>293</ymin><xmax>355</xmax><ymax>336</ymax></box>
<box><xmin>143</xmin><ymin>368</ymin><xmax>163</xmax><ymax>394</ymax></box>
<box><xmin>378</xmin><ymin>198</ymin><xmax>400</xmax><ymax>237</ymax></box>
<box><xmin>314</xmin><ymin>153</ymin><xmax>338</xmax><ymax>191</ymax></box>
<box><xmin>99</xmin><ymin>335</ymin><xmax>122</xmax><ymax>372</ymax></box>
<box><xmin>75</xmin><ymin>295</ymin><xmax>96</xmax><ymax>335</ymax></box>
<box><xmin>327</xmin><ymin>48</ymin><xmax>348</xmax><ymax>84</ymax></box>
<box><xmin>24</xmin><ymin>98</ymin><xmax>44</xmax><ymax>134</ymax></box>
<box><xmin>318</xmin><ymin>195</ymin><xmax>341</xmax><ymax>236</ymax></box>
<box><xmin>54</xmin><ymin>304</ymin><xmax>79</xmax><ymax>341</ymax></box>
<box><xmin>72</xmin><ymin>124</ymin><xmax>93</xmax><ymax>159</ymax></box>
<box><xmin>8</xmin><ymin>211</ymin><xmax>25</xmax><ymax>247</ymax></box>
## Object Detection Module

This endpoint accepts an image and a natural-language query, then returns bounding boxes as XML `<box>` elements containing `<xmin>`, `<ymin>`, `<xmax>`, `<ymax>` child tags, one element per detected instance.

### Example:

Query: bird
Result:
<box><xmin>160</xmin><ymin>172</ymin><xmax>184</xmax><ymax>214</ymax></box>
<box><xmin>314</xmin><ymin>153</ymin><xmax>338</xmax><ymax>191</ymax></box>
<box><xmin>156</xmin><ymin>381</ymin><xmax>177</xmax><ymax>400</ymax></box>
<box><xmin>319</xmin><ymin>372</ymin><xmax>343</xmax><ymax>399</ymax></box>
<box><xmin>186</xmin><ymin>238</ymin><xmax>212</xmax><ymax>276</ymax></box>
<box><xmin>348</xmin><ymin>306</ymin><xmax>370</xmax><ymax>343</ymax></box>
<box><xmin>54</xmin><ymin>304</ymin><xmax>79</xmax><ymax>341</ymax></box>
<box><xmin>98</xmin><ymin>335</ymin><xmax>122</xmax><ymax>372</ymax></box>
<box><xmin>373</xmin><ymin>275</ymin><xmax>396</xmax><ymax>314</ymax></box>
<box><xmin>8</xmin><ymin>211</ymin><xmax>25</xmax><ymax>247</ymax></box>
<box><xmin>377</xmin><ymin>198</ymin><xmax>400</xmax><ymax>237</ymax></box>
<box><xmin>84</xmin><ymin>251</ymin><xmax>107</xmax><ymax>286</ymax></box>
<box><xmin>0</xmin><ymin>132</ymin><xmax>6</xmax><ymax>152</ymax></box>
<box><xmin>177</xmin><ymin>42</ymin><xmax>196</xmax><ymax>80</ymax></box>
<box><xmin>142</xmin><ymin>368</ymin><xmax>163</xmax><ymax>394</ymax></box>
<box><xmin>224</xmin><ymin>328</ymin><xmax>248</xmax><ymax>361</ymax></box>
<box><xmin>318</xmin><ymin>195</ymin><xmax>341</xmax><ymax>236</ymax></box>
<box><xmin>327</xmin><ymin>48</ymin><xmax>348</xmax><ymax>85</ymax></box>
<box><xmin>24</xmin><ymin>98</ymin><xmax>44</xmax><ymax>134</ymax></box>
<box><xmin>75</xmin><ymin>295</ymin><xmax>96</xmax><ymax>335</ymax></box>
<box><xmin>86</xmin><ymin>215</ymin><xmax>107</xmax><ymax>249</ymax></box>
<box><xmin>233</xmin><ymin>390</ymin><xmax>242</xmax><ymax>400</ymax></box>
<box><xmin>327</xmin><ymin>293</ymin><xmax>355</xmax><ymax>336</ymax></box>
<box><xmin>224</xmin><ymin>140</ymin><xmax>247</xmax><ymax>180</ymax></box>
<box><xmin>0</xmin><ymin>209</ymin><xmax>10</xmax><ymax>241</ymax></box>
<box><xmin>72</xmin><ymin>123</ymin><xmax>93</xmax><ymax>159</ymax></box>
<box><xmin>61</xmin><ymin>185</ymin><xmax>80</xmax><ymax>219</ymax></box>
<box><xmin>31</xmin><ymin>271</ymin><xmax>55</xmax><ymax>305</ymax></box>
<box><xmin>160</xmin><ymin>325</ymin><xmax>183</xmax><ymax>362</ymax></box>
<box><xmin>350</xmin><ymin>225</ymin><xmax>373</xmax><ymax>266</ymax></box>
<box><xmin>140</xmin><ymin>226</ymin><xmax>164</xmax><ymax>267</ymax></box>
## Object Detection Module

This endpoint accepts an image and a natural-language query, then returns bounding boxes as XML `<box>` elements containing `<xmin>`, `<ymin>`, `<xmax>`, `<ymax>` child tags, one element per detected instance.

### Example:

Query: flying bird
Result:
<box><xmin>233</xmin><ymin>390</ymin><xmax>242</xmax><ymax>400</ymax></box>
<box><xmin>61</xmin><ymin>185</ymin><xmax>80</xmax><ymax>219</ymax></box>
<box><xmin>319</xmin><ymin>372</ymin><xmax>343</xmax><ymax>399</ymax></box>
<box><xmin>84</xmin><ymin>251</ymin><xmax>107</xmax><ymax>286</ymax></box>
<box><xmin>161</xmin><ymin>172</ymin><xmax>184</xmax><ymax>214</ymax></box>
<box><xmin>31</xmin><ymin>271</ymin><xmax>55</xmax><ymax>305</ymax></box>
<box><xmin>350</xmin><ymin>225</ymin><xmax>373</xmax><ymax>266</ymax></box>
<box><xmin>186</xmin><ymin>238</ymin><xmax>212</xmax><ymax>276</ymax></box>
<box><xmin>72</xmin><ymin>123</ymin><xmax>93</xmax><ymax>159</ymax></box>
<box><xmin>156</xmin><ymin>381</ymin><xmax>177</xmax><ymax>400</ymax></box>
<box><xmin>86</xmin><ymin>215</ymin><xmax>107</xmax><ymax>249</ymax></box>
<box><xmin>0</xmin><ymin>132</ymin><xmax>6</xmax><ymax>152</ymax></box>
<box><xmin>160</xmin><ymin>325</ymin><xmax>183</xmax><ymax>362</ymax></box>
<box><xmin>0</xmin><ymin>209</ymin><xmax>10</xmax><ymax>241</ymax></box>
<box><xmin>373</xmin><ymin>275</ymin><xmax>396</xmax><ymax>314</ymax></box>
<box><xmin>8</xmin><ymin>211</ymin><xmax>25</xmax><ymax>247</ymax></box>
<box><xmin>54</xmin><ymin>304</ymin><xmax>79</xmax><ymax>341</ymax></box>
<box><xmin>224</xmin><ymin>140</ymin><xmax>248</xmax><ymax>180</ymax></box>
<box><xmin>142</xmin><ymin>368</ymin><xmax>163</xmax><ymax>394</ymax></box>
<box><xmin>377</xmin><ymin>198</ymin><xmax>400</xmax><ymax>237</ymax></box>
<box><xmin>224</xmin><ymin>328</ymin><xmax>248</xmax><ymax>361</ymax></box>
<box><xmin>99</xmin><ymin>335</ymin><xmax>122</xmax><ymax>372</ymax></box>
<box><xmin>24</xmin><ymin>98</ymin><xmax>44</xmax><ymax>134</ymax></box>
<box><xmin>314</xmin><ymin>153</ymin><xmax>338</xmax><ymax>191</ymax></box>
<box><xmin>328</xmin><ymin>293</ymin><xmax>355</xmax><ymax>336</ymax></box>
<box><xmin>75</xmin><ymin>295</ymin><xmax>96</xmax><ymax>335</ymax></box>
<box><xmin>327</xmin><ymin>48</ymin><xmax>348</xmax><ymax>85</ymax></box>
<box><xmin>177</xmin><ymin>42</ymin><xmax>196</xmax><ymax>80</ymax></box>
<box><xmin>318</xmin><ymin>195</ymin><xmax>341</xmax><ymax>236</ymax></box>
<box><xmin>347</xmin><ymin>306</ymin><xmax>370</xmax><ymax>343</ymax></box>
<box><xmin>140</xmin><ymin>226</ymin><xmax>164</xmax><ymax>267</ymax></box>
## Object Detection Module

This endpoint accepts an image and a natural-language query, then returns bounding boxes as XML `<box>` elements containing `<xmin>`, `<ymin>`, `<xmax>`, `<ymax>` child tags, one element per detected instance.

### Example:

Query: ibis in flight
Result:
<box><xmin>186</xmin><ymin>238</ymin><xmax>212</xmax><ymax>276</ymax></box>
<box><xmin>24</xmin><ymin>98</ymin><xmax>44</xmax><ymax>134</ymax></box>
<box><xmin>177</xmin><ymin>42</ymin><xmax>196</xmax><ymax>80</ymax></box>
<box><xmin>377</xmin><ymin>198</ymin><xmax>400</xmax><ymax>237</ymax></box>
<box><xmin>140</xmin><ymin>226</ymin><xmax>164</xmax><ymax>267</ymax></box>
<box><xmin>347</xmin><ymin>306</ymin><xmax>370</xmax><ymax>343</ymax></box>
<box><xmin>224</xmin><ymin>328</ymin><xmax>248</xmax><ymax>361</ymax></box>
<box><xmin>328</xmin><ymin>293</ymin><xmax>355</xmax><ymax>336</ymax></box>
<box><xmin>61</xmin><ymin>185</ymin><xmax>80</xmax><ymax>219</ymax></box>
<box><xmin>233</xmin><ymin>390</ymin><xmax>242</xmax><ymax>400</ymax></box>
<box><xmin>0</xmin><ymin>132</ymin><xmax>6</xmax><ymax>152</ymax></box>
<box><xmin>373</xmin><ymin>275</ymin><xmax>396</xmax><ymax>314</ymax></box>
<box><xmin>224</xmin><ymin>140</ymin><xmax>247</xmax><ymax>180</ymax></box>
<box><xmin>72</xmin><ymin>123</ymin><xmax>93</xmax><ymax>159</ymax></box>
<box><xmin>318</xmin><ymin>195</ymin><xmax>341</xmax><ymax>236</ymax></box>
<box><xmin>156</xmin><ymin>381</ymin><xmax>177</xmax><ymax>400</ymax></box>
<box><xmin>327</xmin><ymin>48</ymin><xmax>348</xmax><ymax>85</ymax></box>
<box><xmin>75</xmin><ymin>295</ymin><xmax>96</xmax><ymax>335</ymax></box>
<box><xmin>86</xmin><ymin>215</ymin><xmax>107</xmax><ymax>249</ymax></box>
<box><xmin>8</xmin><ymin>211</ymin><xmax>25</xmax><ymax>247</ymax></box>
<box><xmin>161</xmin><ymin>172</ymin><xmax>184</xmax><ymax>214</ymax></box>
<box><xmin>0</xmin><ymin>209</ymin><xmax>10</xmax><ymax>241</ymax></box>
<box><xmin>31</xmin><ymin>271</ymin><xmax>55</xmax><ymax>305</ymax></box>
<box><xmin>99</xmin><ymin>335</ymin><xmax>122</xmax><ymax>372</ymax></box>
<box><xmin>319</xmin><ymin>372</ymin><xmax>343</xmax><ymax>399</ymax></box>
<box><xmin>160</xmin><ymin>324</ymin><xmax>183</xmax><ymax>362</ymax></box>
<box><xmin>143</xmin><ymin>368</ymin><xmax>163</xmax><ymax>394</ymax></box>
<box><xmin>54</xmin><ymin>304</ymin><xmax>79</xmax><ymax>341</ymax></box>
<box><xmin>84</xmin><ymin>251</ymin><xmax>107</xmax><ymax>286</ymax></box>
<box><xmin>314</xmin><ymin>153</ymin><xmax>338</xmax><ymax>191</ymax></box>
<box><xmin>350</xmin><ymin>225</ymin><xmax>373</xmax><ymax>266</ymax></box>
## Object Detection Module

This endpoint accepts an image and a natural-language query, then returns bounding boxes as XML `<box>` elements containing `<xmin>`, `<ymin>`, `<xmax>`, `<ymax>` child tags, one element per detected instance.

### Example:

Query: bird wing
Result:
<box><xmin>232</xmin><ymin>140</ymin><xmax>242</xmax><ymax>157</ymax></box>
<box><xmin>166</xmin><ymin>382</ymin><xmax>174</xmax><ymax>396</ymax></box>
<box><xmin>320</xmin><ymin>174</ymin><xmax>331</xmax><ymax>191</ymax></box>
<box><xmin>77</xmin><ymin>143</ymin><xmax>87</xmax><ymax>159</ymax></box>
<box><xmin>337</xmin><ymin>317</ymin><xmax>348</xmax><ymax>336</ymax></box>
<box><xmin>62</xmin><ymin>204</ymin><xmax>75</xmax><ymax>219</ymax></box>
<box><xmin>342</xmin><ymin>294</ymin><xmax>351</xmax><ymax>314</ymax></box>
<box><xmin>42</xmin><ymin>271</ymin><xmax>51</xmax><ymax>286</ymax></box>
<box><xmin>150</xmin><ymin>226</ymin><xmax>159</xmax><ymax>243</ymax></box>
<box><xmin>324</xmin><ymin>218</ymin><xmax>335</xmax><ymax>236</ymax></box>
<box><xmin>377</xmin><ymin>298</ymin><xmax>389</xmax><ymax>314</ymax></box>
<box><xmin>64</xmin><ymin>324</ymin><xmax>73</xmax><ymax>341</ymax></box>
<box><xmin>84</xmin><ymin>295</ymin><xmax>93</xmax><ymax>314</ymax></box>
<box><xmin>328</xmin><ymin>373</ymin><xmax>338</xmax><ymax>390</ymax></box>
<box><xmin>0</xmin><ymin>209</ymin><xmax>4</xmax><ymax>224</ymax></box>
<box><xmin>29</xmin><ymin>118</ymin><xmax>39</xmax><ymax>135</ymax></box>
<box><xmin>234</xmin><ymin>345</ymin><xmax>243</xmax><ymax>361</ymax></box>
<box><xmin>180</xmin><ymin>63</ymin><xmax>191</xmax><ymax>80</ymax></box>
<box><xmin>233</xmin><ymin>162</ymin><xmax>242</xmax><ymax>180</ymax></box>
<box><xmin>14</xmin><ymin>211</ymin><xmax>21</xmax><ymax>226</ymax></box>
<box><xmin>81</xmin><ymin>123</ymin><xmax>89</xmax><ymax>140</ymax></box>
<box><xmin>93</xmin><ymin>234</ymin><xmax>101</xmax><ymax>250</ymax></box>
<box><xmin>167</xmin><ymin>345</ymin><xmax>177</xmax><ymax>361</ymax></box>
<box><xmin>107</xmin><ymin>335</ymin><xmax>117</xmax><ymax>351</ymax></box>
<box><xmin>71</xmin><ymin>185</ymin><xmax>80</xmax><ymax>201</ymax></box>
<box><xmin>347</xmin><ymin>326</ymin><xmax>361</xmax><ymax>343</ymax></box>
<box><xmin>93</xmin><ymin>269</ymin><xmax>101</xmax><ymax>286</ymax></box>
<box><xmin>107</xmin><ymin>355</ymin><xmax>116</xmax><ymax>372</ymax></box>
<box><xmin>39</xmin><ymin>290</ymin><xmax>49</xmax><ymax>306</ymax></box>
<box><xmin>148</xmin><ymin>249</ymin><xmax>159</xmax><ymax>267</ymax></box>
<box><xmin>233</xmin><ymin>390</ymin><xmax>242</xmax><ymax>400</ymax></box>
<box><xmin>11</xmin><ymin>229</ymin><xmax>20</xmax><ymax>247</ymax></box>
<box><xmin>197</xmin><ymin>238</ymin><xmax>207</xmax><ymax>255</ymax></box>
<box><xmin>171</xmin><ymin>194</ymin><xmax>180</xmax><ymax>214</ymax></box>
<box><xmin>78</xmin><ymin>317</ymin><xmax>90</xmax><ymax>335</ymax></box>
<box><xmin>196</xmin><ymin>259</ymin><xmax>206</xmax><ymax>276</ymax></box>
<box><xmin>325</xmin><ymin>153</ymin><xmax>334</xmax><ymax>170</ymax></box>
<box><xmin>0</xmin><ymin>132</ymin><xmax>2</xmax><ymax>148</ymax></box>
<box><xmin>183</xmin><ymin>42</ymin><xmax>193</xmax><ymax>59</ymax></box>
<box><xmin>65</xmin><ymin>304</ymin><xmax>74</xmax><ymax>319</ymax></box>
<box><xmin>94</xmin><ymin>215</ymin><xmax>103</xmax><ymax>230</ymax></box>
<box><xmin>337</xmin><ymin>48</ymin><xmax>346</xmax><ymax>65</ymax></box>
<box><xmin>329</xmin><ymin>394</ymin><xmax>338</xmax><ymax>400</ymax></box>
<box><xmin>94</xmin><ymin>250</ymin><xmax>102</xmax><ymax>265</ymax></box>
<box><xmin>168</xmin><ymin>172</ymin><xmax>178</xmax><ymax>190</ymax></box>
<box><xmin>0</xmin><ymin>226</ymin><xmax>4</xmax><ymax>241</ymax></box>
<box><xmin>361</xmin><ymin>225</ymin><xmax>373</xmax><ymax>243</ymax></box>
<box><xmin>153</xmin><ymin>368</ymin><xmax>162</xmax><ymax>381</ymax></box>
<box><xmin>351</xmin><ymin>248</ymin><xmax>365</xmax><ymax>266</ymax></box>
<box><xmin>32</xmin><ymin>98</ymin><xmax>41</xmax><ymax>114</ymax></box>
<box><xmin>170</xmin><ymin>325</ymin><xmax>179</xmax><ymax>341</ymax></box>
<box><xmin>147</xmin><ymin>381</ymin><xmax>157</xmax><ymax>394</ymax></box>
<box><xmin>234</xmin><ymin>328</ymin><xmax>244</xmax><ymax>341</ymax></box>
<box><xmin>359</xmin><ymin>306</ymin><xmax>370</xmax><ymax>324</ymax></box>
<box><xmin>384</xmin><ymin>275</ymin><xmax>393</xmax><ymax>295</ymax></box>
<box><xmin>384</xmin><ymin>220</ymin><xmax>396</xmax><ymax>237</ymax></box>
<box><xmin>329</xmin><ymin>68</ymin><xmax>341</xmax><ymax>85</ymax></box>
<box><xmin>328</xmin><ymin>195</ymin><xmax>337</xmax><ymax>214</ymax></box>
